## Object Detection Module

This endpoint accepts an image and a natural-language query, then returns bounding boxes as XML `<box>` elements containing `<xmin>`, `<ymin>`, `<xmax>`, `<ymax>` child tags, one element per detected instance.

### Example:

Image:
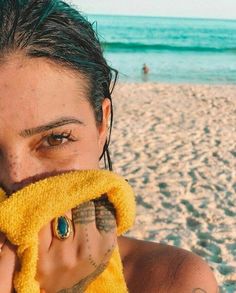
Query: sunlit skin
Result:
<box><xmin>0</xmin><ymin>55</ymin><xmax>218</xmax><ymax>293</ymax></box>
<box><xmin>0</xmin><ymin>55</ymin><xmax>114</xmax><ymax>292</ymax></box>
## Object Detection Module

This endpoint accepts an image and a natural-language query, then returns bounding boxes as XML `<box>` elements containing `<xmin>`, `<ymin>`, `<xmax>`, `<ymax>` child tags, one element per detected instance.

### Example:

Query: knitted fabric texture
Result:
<box><xmin>0</xmin><ymin>169</ymin><xmax>136</xmax><ymax>293</ymax></box>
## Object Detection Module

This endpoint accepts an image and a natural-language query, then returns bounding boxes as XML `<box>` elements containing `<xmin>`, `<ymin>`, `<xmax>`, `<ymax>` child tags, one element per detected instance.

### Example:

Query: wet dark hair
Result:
<box><xmin>0</xmin><ymin>0</ymin><xmax>117</xmax><ymax>170</ymax></box>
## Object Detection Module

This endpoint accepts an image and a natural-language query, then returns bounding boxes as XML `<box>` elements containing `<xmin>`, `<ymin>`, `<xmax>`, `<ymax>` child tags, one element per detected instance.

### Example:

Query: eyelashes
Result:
<box><xmin>39</xmin><ymin>130</ymin><xmax>78</xmax><ymax>150</ymax></box>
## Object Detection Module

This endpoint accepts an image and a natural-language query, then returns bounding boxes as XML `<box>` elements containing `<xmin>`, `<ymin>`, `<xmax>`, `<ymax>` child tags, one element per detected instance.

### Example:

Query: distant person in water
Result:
<box><xmin>142</xmin><ymin>63</ymin><xmax>150</xmax><ymax>74</ymax></box>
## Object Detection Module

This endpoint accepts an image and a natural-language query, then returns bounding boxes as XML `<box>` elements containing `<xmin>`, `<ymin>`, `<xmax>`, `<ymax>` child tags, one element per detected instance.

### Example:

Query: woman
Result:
<box><xmin>0</xmin><ymin>1</ymin><xmax>218</xmax><ymax>292</ymax></box>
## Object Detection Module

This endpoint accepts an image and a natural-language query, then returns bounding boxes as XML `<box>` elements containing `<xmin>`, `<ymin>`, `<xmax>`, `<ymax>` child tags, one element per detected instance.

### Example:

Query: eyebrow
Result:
<box><xmin>19</xmin><ymin>117</ymin><xmax>85</xmax><ymax>138</ymax></box>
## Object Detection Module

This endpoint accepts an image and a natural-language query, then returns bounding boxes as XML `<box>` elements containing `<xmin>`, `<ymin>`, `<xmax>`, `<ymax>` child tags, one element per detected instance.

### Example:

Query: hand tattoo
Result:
<box><xmin>57</xmin><ymin>262</ymin><xmax>108</xmax><ymax>293</ymax></box>
<box><xmin>94</xmin><ymin>194</ymin><xmax>116</xmax><ymax>233</ymax></box>
<box><xmin>72</xmin><ymin>201</ymin><xmax>95</xmax><ymax>224</ymax></box>
<box><xmin>66</xmin><ymin>197</ymin><xmax>117</xmax><ymax>292</ymax></box>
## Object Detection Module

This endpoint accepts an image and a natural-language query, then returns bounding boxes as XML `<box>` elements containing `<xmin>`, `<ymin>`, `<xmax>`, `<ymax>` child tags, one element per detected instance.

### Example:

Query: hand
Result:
<box><xmin>37</xmin><ymin>195</ymin><xmax>117</xmax><ymax>293</ymax></box>
<box><xmin>0</xmin><ymin>233</ymin><xmax>19</xmax><ymax>293</ymax></box>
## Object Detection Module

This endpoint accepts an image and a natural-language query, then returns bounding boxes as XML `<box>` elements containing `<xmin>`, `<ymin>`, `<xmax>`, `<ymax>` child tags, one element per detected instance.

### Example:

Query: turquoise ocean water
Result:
<box><xmin>87</xmin><ymin>14</ymin><xmax>236</xmax><ymax>84</ymax></box>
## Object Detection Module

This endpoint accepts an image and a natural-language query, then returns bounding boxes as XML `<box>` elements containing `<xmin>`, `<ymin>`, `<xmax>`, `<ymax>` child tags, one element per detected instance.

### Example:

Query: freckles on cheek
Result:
<box><xmin>44</xmin><ymin>149</ymin><xmax>99</xmax><ymax>171</ymax></box>
<box><xmin>7</xmin><ymin>154</ymin><xmax>22</xmax><ymax>173</ymax></box>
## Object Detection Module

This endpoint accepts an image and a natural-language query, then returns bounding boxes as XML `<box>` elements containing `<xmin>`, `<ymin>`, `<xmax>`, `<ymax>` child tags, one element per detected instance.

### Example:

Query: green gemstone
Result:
<box><xmin>57</xmin><ymin>216</ymin><xmax>69</xmax><ymax>238</ymax></box>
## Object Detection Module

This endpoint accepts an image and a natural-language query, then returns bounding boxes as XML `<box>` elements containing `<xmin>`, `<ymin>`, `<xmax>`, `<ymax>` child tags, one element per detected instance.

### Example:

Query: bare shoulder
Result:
<box><xmin>118</xmin><ymin>236</ymin><xmax>218</xmax><ymax>293</ymax></box>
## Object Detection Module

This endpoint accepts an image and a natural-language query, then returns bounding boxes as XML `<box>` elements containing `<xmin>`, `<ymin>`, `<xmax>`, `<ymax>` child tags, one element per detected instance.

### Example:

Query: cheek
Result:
<box><xmin>60</xmin><ymin>128</ymin><xmax>101</xmax><ymax>170</ymax></box>
<box><xmin>70</xmin><ymin>143</ymin><xmax>100</xmax><ymax>170</ymax></box>
<box><xmin>78</xmin><ymin>129</ymin><xmax>101</xmax><ymax>169</ymax></box>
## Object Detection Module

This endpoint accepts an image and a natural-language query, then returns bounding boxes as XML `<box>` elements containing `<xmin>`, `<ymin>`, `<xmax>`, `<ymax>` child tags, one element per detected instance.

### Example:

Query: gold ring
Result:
<box><xmin>53</xmin><ymin>215</ymin><xmax>73</xmax><ymax>240</ymax></box>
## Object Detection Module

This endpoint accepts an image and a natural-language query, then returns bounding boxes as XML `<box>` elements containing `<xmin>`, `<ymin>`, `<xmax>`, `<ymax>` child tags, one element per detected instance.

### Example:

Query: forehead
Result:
<box><xmin>0</xmin><ymin>56</ymin><xmax>91</xmax><ymax>130</ymax></box>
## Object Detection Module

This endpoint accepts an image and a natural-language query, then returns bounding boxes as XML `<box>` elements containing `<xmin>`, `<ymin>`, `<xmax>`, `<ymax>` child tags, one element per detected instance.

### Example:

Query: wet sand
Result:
<box><xmin>109</xmin><ymin>83</ymin><xmax>236</xmax><ymax>291</ymax></box>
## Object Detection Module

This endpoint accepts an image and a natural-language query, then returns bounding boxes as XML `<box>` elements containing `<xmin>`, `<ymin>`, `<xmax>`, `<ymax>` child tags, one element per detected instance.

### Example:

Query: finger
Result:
<box><xmin>94</xmin><ymin>195</ymin><xmax>117</xmax><ymax>263</ymax></box>
<box><xmin>38</xmin><ymin>222</ymin><xmax>52</xmax><ymax>255</ymax></box>
<box><xmin>94</xmin><ymin>195</ymin><xmax>117</xmax><ymax>234</ymax></box>
<box><xmin>7</xmin><ymin>239</ymin><xmax>21</xmax><ymax>272</ymax></box>
<box><xmin>0</xmin><ymin>240</ymin><xmax>18</xmax><ymax>292</ymax></box>
<box><xmin>37</xmin><ymin>222</ymin><xmax>53</xmax><ymax>281</ymax></box>
<box><xmin>72</xmin><ymin>201</ymin><xmax>97</xmax><ymax>241</ymax></box>
<box><xmin>37</xmin><ymin>211</ymin><xmax>73</xmax><ymax>284</ymax></box>
<box><xmin>72</xmin><ymin>201</ymin><xmax>98</xmax><ymax>269</ymax></box>
<box><xmin>50</xmin><ymin>210</ymin><xmax>73</xmax><ymax>245</ymax></box>
<box><xmin>41</xmin><ymin>210</ymin><xmax>72</xmax><ymax>254</ymax></box>
<box><xmin>0</xmin><ymin>238</ymin><xmax>19</xmax><ymax>270</ymax></box>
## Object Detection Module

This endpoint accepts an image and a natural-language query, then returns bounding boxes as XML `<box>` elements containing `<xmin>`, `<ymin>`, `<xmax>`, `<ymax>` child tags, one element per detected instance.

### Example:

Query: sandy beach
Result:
<box><xmin>109</xmin><ymin>83</ymin><xmax>236</xmax><ymax>291</ymax></box>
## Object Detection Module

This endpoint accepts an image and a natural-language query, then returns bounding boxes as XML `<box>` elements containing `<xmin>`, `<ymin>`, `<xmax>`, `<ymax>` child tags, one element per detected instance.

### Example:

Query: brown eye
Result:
<box><xmin>40</xmin><ymin>131</ymin><xmax>77</xmax><ymax>150</ymax></box>
<box><xmin>47</xmin><ymin>134</ymin><xmax>65</xmax><ymax>146</ymax></box>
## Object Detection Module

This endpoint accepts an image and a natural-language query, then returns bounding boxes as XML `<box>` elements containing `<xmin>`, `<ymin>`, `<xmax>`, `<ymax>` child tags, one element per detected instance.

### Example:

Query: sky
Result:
<box><xmin>69</xmin><ymin>0</ymin><xmax>236</xmax><ymax>20</ymax></box>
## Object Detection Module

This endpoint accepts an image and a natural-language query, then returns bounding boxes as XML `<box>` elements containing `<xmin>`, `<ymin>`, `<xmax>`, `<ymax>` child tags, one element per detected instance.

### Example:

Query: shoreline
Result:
<box><xmin>114</xmin><ymin>81</ymin><xmax>236</xmax><ymax>87</ymax></box>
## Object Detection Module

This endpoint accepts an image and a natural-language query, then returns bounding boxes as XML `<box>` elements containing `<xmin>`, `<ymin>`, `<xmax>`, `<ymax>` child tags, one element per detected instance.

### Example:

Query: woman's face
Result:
<box><xmin>0</xmin><ymin>56</ymin><xmax>110</xmax><ymax>196</ymax></box>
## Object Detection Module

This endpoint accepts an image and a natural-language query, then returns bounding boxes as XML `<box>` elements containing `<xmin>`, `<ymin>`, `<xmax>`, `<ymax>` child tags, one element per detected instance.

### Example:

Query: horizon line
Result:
<box><xmin>84</xmin><ymin>12</ymin><xmax>236</xmax><ymax>22</ymax></box>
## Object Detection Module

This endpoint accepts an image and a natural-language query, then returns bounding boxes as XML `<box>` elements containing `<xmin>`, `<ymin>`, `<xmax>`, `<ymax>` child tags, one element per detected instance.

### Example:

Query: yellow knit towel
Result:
<box><xmin>0</xmin><ymin>170</ymin><xmax>136</xmax><ymax>293</ymax></box>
